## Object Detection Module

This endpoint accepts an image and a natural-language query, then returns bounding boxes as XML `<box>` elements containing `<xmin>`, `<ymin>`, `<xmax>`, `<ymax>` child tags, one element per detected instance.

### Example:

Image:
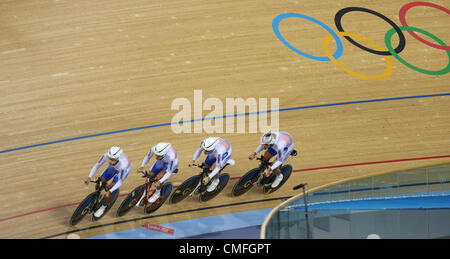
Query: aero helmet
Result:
<box><xmin>152</xmin><ymin>142</ymin><xmax>172</xmax><ymax>157</ymax></box>
<box><xmin>108</xmin><ymin>146</ymin><xmax>123</xmax><ymax>160</ymax></box>
<box><xmin>201</xmin><ymin>137</ymin><xmax>220</xmax><ymax>152</ymax></box>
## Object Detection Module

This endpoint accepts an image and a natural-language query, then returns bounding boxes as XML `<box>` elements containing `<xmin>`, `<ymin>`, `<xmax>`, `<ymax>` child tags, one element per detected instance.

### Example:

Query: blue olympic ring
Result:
<box><xmin>272</xmin><ymin>13</ymin><xmax>344</xmax><ymax>62</ymax></box>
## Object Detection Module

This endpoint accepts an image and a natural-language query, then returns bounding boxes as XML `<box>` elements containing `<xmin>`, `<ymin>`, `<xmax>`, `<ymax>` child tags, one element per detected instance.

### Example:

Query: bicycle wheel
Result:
<box><xmin>200</xmin><ymin>173</ymin><xmax>230</xmax><ymax>202</ymax></box>
<box><xmin>169</xmin><ymin>175</ymin><xmax>200</xmax><ymax>204</ymax></box>
<box><xmin>144</xmin><ymin>183</ymin><xmax>173</xmax><ymax>214</ymax></box>
<box><xmin>69</xmin><ymin>192</ymin><xmax>97</xmax><ymax>226</ymax></box>
<box><xmin>116</xmin><ymin>185</ymin><xmax>145</xmax><ymax>217</ymax></box>
<box><xmin>231</xmin><ymin>168</ymin><xmax>260</xmax><ymax>197</ymax></box>
<box><xmin>263</xmin><ymin>164</ymin><xmax>293</xmax><ymax>195</ymax></box>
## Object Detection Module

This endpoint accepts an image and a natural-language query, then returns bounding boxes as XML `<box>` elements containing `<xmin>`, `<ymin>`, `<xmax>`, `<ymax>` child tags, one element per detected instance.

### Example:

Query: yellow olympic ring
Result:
<box><xmin>322</xmin><ymin>32</ymin><xmax>393</xmax><ymax>81</ymax></box>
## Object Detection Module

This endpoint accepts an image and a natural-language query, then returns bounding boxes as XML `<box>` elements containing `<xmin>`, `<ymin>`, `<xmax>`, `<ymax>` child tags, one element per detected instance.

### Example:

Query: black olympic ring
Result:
<box><xmin>334</xmin><ymin>7</ymin><xmax>406</xmax><ymax>56</ymax></box>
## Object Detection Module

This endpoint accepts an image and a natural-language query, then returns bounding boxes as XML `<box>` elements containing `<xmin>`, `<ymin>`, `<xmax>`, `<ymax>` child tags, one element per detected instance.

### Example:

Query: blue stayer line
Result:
<box><xmin>1</xmin><ymin>93</ymin><xmax>449</xmax><ymax>154</ymax></box>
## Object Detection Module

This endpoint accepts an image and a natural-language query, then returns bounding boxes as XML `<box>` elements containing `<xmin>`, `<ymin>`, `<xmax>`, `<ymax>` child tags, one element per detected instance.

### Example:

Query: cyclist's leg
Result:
<box><xmin>155</xmin><ymin>158</ymin><xmax>177</xmax><ymax>186</ymax></box>
<box><xmin>276</xmin><ymin>143</ymin><xmax>294</xmax><ymax>175</ymax></box>
<box><xmin>150</xmin><ymin>160</ymin><xmax>167</xmax><ymax>180</ymax></box>
<box><xmin>221</xmin><ymin>146</ymin><xmax>232</xmax><ymax>167</ymax></box>
<box><xmin>202</xmin><ymin>153</ymin><xmax>216</xmax><ymax>178</ymax></box>
<box><xmin>97</xmin><ymin>165</ymin><xmax>116</xmax><ymax>189</ymax></box>
<box><xmin>196</xmin><ymin>154</ymin><xmax>215</xmax><ymax>192</ymax></box>
<box><xmin>154</xmin><ymin>170</ymin><xmax>166</xmax><ymax>182</ymax></box>
<box><xmin>203</xmin><ymin>153</ymin><xmax>216</xmax><ymax>170</ymax></box>
<box><xmin>271</xmin><ymin>144</ymin><xmax>294</xmax><ymax>187</ymax></box>
<box><xmin>263</xmin><ymin>146</ymin><xmax>277</xmax><ymax>172</ymax></box>
<box><xmin>94</xmin><ymin>166</ymin><xmax>119</xmax><ymax>216</ymax></box>
<box><xmin>101</xmin><ymin>163</ymin><xmax>130</xmax><ymax>205</ymax></box>
<box><xmin>263</xmin><ymin>149</ymin><xmax>274</xmax><ymax>162</ymax></box>
<box><xmin>103</xmin><ymin>175</ymin><xmax>121</xmax><ymax>205</ymax></box>
<box><xmin>148</xmin><ymin>160</ymin><xmax>168</xmax><ymax>202</ymax></box>
<box><xmin>107</xmin><ymin>164</ymin><xmax>131</xmax><ymax>202</ymax></box>
<box><xmin>100</xmin><ymin>166</ymin><xmax>119</xmax><ymax>202</ymax></box>
<box><xmin>261</xmin><ymin>148</ymin><xmax>276</xmax><ymax>184</ymax></box>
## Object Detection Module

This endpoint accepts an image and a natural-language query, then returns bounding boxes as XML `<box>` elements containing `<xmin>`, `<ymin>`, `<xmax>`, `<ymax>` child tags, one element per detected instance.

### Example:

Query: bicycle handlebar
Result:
<box><xmin>140</xmin><ymin>171</ymin><xmax>157</xmax><ymax>182</ymax></box>
<box><xmin>90</xmin><ymin>178</ymin><xmax>102</xmax><ymax>184</ymax></box>
<box><xmin>189</xmin><ymin>163</ymin><xmax>212</xmax><ymax>178</ymax></box>
<box><xmin>254</xmin><ymin>156</ymin><xmax>264</xmax><ymax>161</ymax></box>
<box><xmin>189</xmin><ymin>163</ymin><xmax>204</xmax><ymax>168</ymax></box>
<box><xmin>90</xmin><ymin>178</ymin><xmax>108</xmax><ymax>191</ymax></box>
<box><xmin>254</xmin><ymin>155</ymin><xmax>273</xmax><ymax>165</ymax></box>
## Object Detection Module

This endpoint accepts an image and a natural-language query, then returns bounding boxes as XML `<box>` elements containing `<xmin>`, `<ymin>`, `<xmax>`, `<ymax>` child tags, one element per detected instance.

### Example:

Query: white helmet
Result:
<box><xmin>261</xmin><ymin>132</ymin><xmax>277</xmax><ymax>145</ymax></box>
<box><xmin>108</xmin><ymin>146</ymin><xmax>123</xmax><ymax>160</ymax></box>
<box><xmin>201</xmin><ymin>137</ymin><xmax>220</xmax><ymax>152</ymax></box>
<box><xmin>152</xmin><ymin>142</ymin><xmax>171</xmax><ymax>157</ymax></box>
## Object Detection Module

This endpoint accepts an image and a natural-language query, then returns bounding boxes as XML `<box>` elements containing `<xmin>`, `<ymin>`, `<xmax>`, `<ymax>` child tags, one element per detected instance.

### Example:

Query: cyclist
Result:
<box><xmin>249</xmin><ymin>132</ymin><xmax>297</xmax><ymax>188</ymax></box>
<box><xmin>137</xmin><ymin>142</ymin><xmax>178</xmax><ymax>203</ymax></box>
<box><xmin>191</xmin><ymin>137</ymin><xmax>233</xmax><ymax>192</ymax></box>
<box><xmin>85</xmin><ymin>146</ymin><xmax>131</xmax><ymax>217</ymax></box>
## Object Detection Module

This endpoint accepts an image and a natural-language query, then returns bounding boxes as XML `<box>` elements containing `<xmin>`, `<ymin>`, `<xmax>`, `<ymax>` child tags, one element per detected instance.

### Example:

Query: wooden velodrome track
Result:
<box><xmin>0</xmin><ymin>0</ymin><xmax>449</xmax><ymax>239</ymax></box>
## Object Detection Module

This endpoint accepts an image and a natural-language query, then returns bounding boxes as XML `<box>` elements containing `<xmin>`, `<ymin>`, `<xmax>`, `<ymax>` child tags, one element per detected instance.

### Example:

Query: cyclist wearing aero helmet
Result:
<box><xmin>137</xmin><ymin>142</ymin><xmax>178</xmax><ymax>202</ymax></box>
<box><xmin>85</xmin><ymin>146</ymin><xmax>132</xmax><ymax>217</ymax></box>
<box><xmin>249</xmin><ymin>131</ymin><xmax>297</xmax><ymax>188</ymax></box>
<box><xmin>191</xmin><ymin>137</ymin><xmax>233</xmax><ymax>192</ymax></box>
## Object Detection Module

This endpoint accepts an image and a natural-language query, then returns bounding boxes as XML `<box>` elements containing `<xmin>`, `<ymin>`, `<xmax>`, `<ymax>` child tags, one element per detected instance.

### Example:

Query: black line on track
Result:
<box><xmin>42</xmin><ymin>195</ymin><xmax>291</xmax><ymax>239</ymax></box>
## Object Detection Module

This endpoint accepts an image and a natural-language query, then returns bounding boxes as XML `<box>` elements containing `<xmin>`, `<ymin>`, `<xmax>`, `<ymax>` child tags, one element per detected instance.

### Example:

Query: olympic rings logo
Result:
<box><xmin>272</xmin><ymin>2</ymin><xmax>450</xmax><ymax>80</ymax></box>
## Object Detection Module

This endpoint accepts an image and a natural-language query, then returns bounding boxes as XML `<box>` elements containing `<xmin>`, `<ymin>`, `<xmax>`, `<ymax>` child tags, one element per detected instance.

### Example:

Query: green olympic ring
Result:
<box><xmin>385</xmin><ymin>26</ymin><xmax>450</xmax><ymax>75</ymax></box>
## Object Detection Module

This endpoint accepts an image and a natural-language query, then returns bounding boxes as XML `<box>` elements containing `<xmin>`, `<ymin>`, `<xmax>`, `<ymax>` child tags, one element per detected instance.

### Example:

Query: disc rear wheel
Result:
<box><xmin>231</xmin><ymin>169</ymin><xmax>260</xmax><ymax>197</ymax></box>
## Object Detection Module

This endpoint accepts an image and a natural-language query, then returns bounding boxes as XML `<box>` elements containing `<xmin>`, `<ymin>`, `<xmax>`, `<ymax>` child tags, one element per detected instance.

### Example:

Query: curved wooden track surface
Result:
<box><xmin>0</xmin><ymin>0</ymin><xmax>449</xmax><ymax>238</ymax></box>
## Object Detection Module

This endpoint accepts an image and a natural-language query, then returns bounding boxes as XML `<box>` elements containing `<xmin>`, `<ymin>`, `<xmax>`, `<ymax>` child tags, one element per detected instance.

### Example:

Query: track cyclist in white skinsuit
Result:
<box><xmin>249</xmin><ymin>132</ymin><xmax>297</xmax><ymax>188</ymax></box>
<box><xmin>85</xmin><ymin>146</ymin><xmax>132</xmax><ymax>217</ymax></box>
<box><xmin>137</xmin><ymin>142</ymin><xmax>179</xmax><ymax>203</ymax></box>
<box><xmin>190</xmin><ymin>137</ymin><xmax>233</xmax><ymax>192</ymax></box>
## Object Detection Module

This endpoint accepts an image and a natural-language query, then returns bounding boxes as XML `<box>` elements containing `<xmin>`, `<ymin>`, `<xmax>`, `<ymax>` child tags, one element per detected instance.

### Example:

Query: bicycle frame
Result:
<box><xmin>70</xmin><ymin>177</ymin><xmax>113</xmax><ymax>226</ymax></box>
<box><xmin>136</xmin><ymin>171</ymin><xmax>161</xmax><ymax>206</ymax></box>
<box><xmin>91</xmin><ymin>179</ymin><xmax>108</xmax><ymax>210</ymax></box>
<box><xmin>80</xmin><ymin>179</ymin><xmax>106</xmax><ymax>216</ymax></box>
<box><xmin>188</xmin><ymin>163</ymin><xmax>211</xmax><ymax>196</ymax></box>
<box><xmin>189</xmin><ymin>161</ymin><xmax>232</xmax><ymax>196</ymax></box>
<box><xmin>255</xmin><ymin>156</ymin><xmax>274</xmax><ymax>183</ymax></box>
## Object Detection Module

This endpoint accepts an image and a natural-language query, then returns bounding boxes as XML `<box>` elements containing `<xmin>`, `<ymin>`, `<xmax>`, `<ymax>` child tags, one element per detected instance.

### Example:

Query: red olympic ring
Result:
<box><xmin>399</xmin><ymin>2</ymin><xmax>450</xmax><ymax>51</ymax></box>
